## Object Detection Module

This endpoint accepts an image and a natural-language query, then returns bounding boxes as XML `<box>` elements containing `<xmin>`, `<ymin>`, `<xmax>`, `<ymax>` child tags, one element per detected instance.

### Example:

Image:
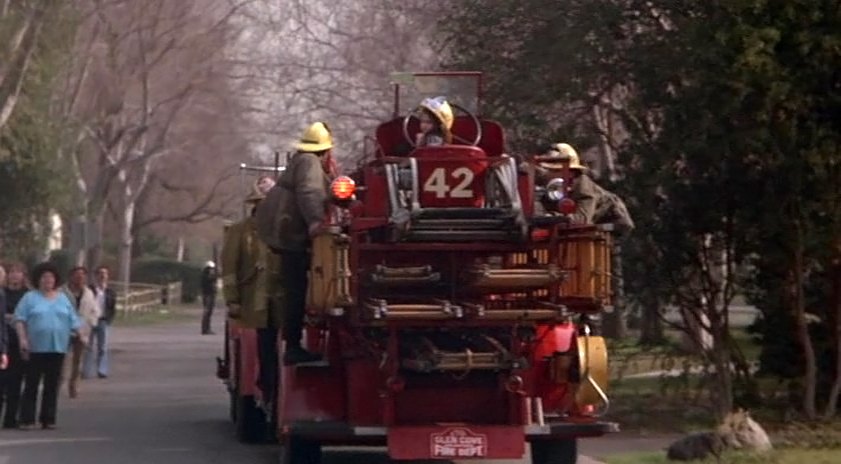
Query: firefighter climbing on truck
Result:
<box><xmin>257</xmin><ymin>121</ymin><xmax>336</xmax><ymax>365</ymax></box>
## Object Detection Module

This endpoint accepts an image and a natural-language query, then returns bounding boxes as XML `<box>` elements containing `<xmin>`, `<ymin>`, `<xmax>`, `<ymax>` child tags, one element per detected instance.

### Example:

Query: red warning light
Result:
<box><xmin>331</xmin><ymin>176</ymin><xmax>356</xmax><ymax>200</ymax></box>
<box><xmin>558</xmin><ymin>198</ymin><xmax>577</xmax><ymax>215</ymax></box>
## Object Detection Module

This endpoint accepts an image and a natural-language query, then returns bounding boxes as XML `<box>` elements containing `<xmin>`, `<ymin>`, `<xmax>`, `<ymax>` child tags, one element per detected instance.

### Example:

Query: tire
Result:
<box><xmin>235</xmin><ymin>394</ymin><xmax>266</xmax><ymax>443</ymax></box>
<box><xmin>531</xmin><ymin>439</ymin><xmax>578</xmax><ymax>464</ymax></box>
<box><xmin>229</xmin><ymin>389</ymin><xmax>237</xmax><ymax>423</ymax></box>
<box><xmin>279</xmin><ymin>436</ymin><xmax>322</xmax><ymax>464</ymax></box>
<box><xmin>233</xmin><ymin>341</ymin><xmax>266</xmax><ymax>443</ymax></box>
<box><xmin>222</xmin><ymin>321</ymin><xmax>235</xmax><ymax>422</ymax></box>
<box><xmin>230</xmin><ymin>338</ymin><xmax>241</xmax><ymax>424</ymax></box>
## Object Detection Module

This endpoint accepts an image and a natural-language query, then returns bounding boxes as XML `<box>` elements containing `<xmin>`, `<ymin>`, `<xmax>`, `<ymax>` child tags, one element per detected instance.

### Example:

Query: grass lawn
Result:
<box><xmin>604</xmin><ymin>328</ymin><xmax>767</xmax><ymax>432</ymax></box>
<box><xmin>604</xmin><ymin>449</ymin><xmax>841</xmax><ymax>464</ymax></box>
<box><xmin>113</xmin><ymin>303</ymin><xmax>198</xmax><ymax>326</ymax></box>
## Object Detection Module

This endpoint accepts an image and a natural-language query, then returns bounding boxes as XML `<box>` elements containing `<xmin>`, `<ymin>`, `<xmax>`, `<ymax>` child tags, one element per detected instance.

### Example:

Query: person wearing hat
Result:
<box><xmin>534</xmin><ymin>143</ymin><xmax>600</xmax><ymax>224</ymax></box>
<box><xmin>221</xmin><ymin>176</ymin><xmax>282</xmax><ymax>413</ymax></box>
<box><xmin>270</xmin><ymin>122</ymin><xmax>335</xmax><ymax>365</ymax></box>
<box><xmin>535</xmin><ymin>143</ymin><xmax>634</xmax><ymax>232</ymax></box>
<box><xmin>415</xmin><ymin>96</ymin><xmax>454</xmax><ymax>147</ymax></box>
<box><xmin>200</xmin><ymin>260</ymin><xmax>219</xmax><ymax>335</ymax></box>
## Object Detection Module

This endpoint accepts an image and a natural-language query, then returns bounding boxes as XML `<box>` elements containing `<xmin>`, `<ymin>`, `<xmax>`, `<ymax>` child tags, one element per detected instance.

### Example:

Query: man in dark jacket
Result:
<box><xmin>200</xmin><ymin>261</ymin><xmax>218</xmax><ymax>335</ymax></box>
<box><xmin>271</xmin><ymin>122</ymin><xmax>333</xmax><ymax>365</ymax></box>
<box><xmin>83</xmin><ymin>266</ymin><xmax>116</xmax><ymax>379</ymax></box>
<box><xmin>1</xmin><ymin>263</ymin><xmax>26</xmax><ymax>428</ymax></box>
<box><xmin>0</xmin><ymin>266</ymin><xmax>11</xmax><ymax>426</ymax></box>
<box><xmin>0</xmin><ymin>265</ymin><xmax>8</xmax><ymax>367</ymax></box>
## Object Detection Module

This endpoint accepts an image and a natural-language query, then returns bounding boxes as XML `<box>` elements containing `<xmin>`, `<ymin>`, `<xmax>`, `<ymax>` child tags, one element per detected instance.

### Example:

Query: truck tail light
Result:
<box><xmin>331</xmin><ymin>176</ymin><xmax>356</xmax><ymax>200</ymax></box>
<box><xmin>558</xmin><ymin>198</ymin><xmax>576</xmax><ymax>215</ymax></box>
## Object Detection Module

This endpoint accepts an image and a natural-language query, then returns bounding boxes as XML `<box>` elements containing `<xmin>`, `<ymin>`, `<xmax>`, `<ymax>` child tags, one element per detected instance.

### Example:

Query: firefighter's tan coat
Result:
<box><xmin>533</xmin><ymin>164</ymin><xmax>634</xmax><ymax>232</ymax></box>
<box><xmin>221</xmin><ymin>217</ymin><xmax>282</xmax><ymax>328</ymax></box>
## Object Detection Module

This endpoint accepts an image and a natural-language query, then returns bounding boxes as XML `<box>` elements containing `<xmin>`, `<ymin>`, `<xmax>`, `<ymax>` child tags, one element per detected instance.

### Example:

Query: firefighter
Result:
<box><xmin>538</xmin><ymin>143</ymin><xmax>635</xmax><ymax>337</ymax></box>
<box><xmin>272</xmin><ymin>122</ymin><xmax>334</xmax><ymax>365</ymax></box>
<box><xmin>200</xmin><ymin>261</ymin><xmax>218</xmax><ymax>335</ymax></box>
<box><xmin>415</xmin><ymin>96</ymin><xmax>454</xmax><ymax>147</ymax></box>
<box><xmin>222</xmin><ymin>177</ymin><xmax>281</xmax><ymax>402</ymax></box>
<box><xmin>536</xmin><ymin>143</ymin><xmax>634</xmax><ymax>232</ymax></box>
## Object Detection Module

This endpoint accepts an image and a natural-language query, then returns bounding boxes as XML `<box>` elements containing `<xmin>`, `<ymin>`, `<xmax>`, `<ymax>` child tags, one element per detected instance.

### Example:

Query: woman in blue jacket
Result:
<box><xmin>14</xmin><ymin>262</ymin><xmax>80</xmax><ymax>430</ymax></box>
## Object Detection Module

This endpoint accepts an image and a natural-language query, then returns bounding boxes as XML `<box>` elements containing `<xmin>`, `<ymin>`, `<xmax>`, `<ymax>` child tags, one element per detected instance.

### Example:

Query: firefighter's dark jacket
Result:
<box><xmin>221</xmin><ymin>217</ymin><xmax>281</xmax><ymax>328</ymax></box>
<box><xmin>274</xmin><ymin>152</ymin><xmax>330</xmax><ymax>252</ymax></box>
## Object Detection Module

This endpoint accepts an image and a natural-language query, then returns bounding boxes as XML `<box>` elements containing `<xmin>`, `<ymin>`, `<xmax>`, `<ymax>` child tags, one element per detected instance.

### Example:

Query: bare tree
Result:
<box><xmin>53</xmin><ymin>0</ymin><xmax>251</xmax><ymax>279</ymax></box>
<box><xmin>0</xmin><ymin>0</ymin><xmax>57</xmax><ymax>130</ymax></box>
<box><xmin>235</xmin><ymin>0</ymin><xmax>440</xmax><ymax>168</ymax></box>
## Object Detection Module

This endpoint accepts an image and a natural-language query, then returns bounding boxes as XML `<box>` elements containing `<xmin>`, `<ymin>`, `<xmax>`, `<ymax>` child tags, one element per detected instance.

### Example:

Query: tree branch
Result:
<box><xmin>133</xmin><ymin>169</ymin><xmax>237</xmax><ymax>232</ymax></box>
<box><xmin>0</xmin><ymin>1</ymin><xmax>48</xmax><ymax>130</ymax></box>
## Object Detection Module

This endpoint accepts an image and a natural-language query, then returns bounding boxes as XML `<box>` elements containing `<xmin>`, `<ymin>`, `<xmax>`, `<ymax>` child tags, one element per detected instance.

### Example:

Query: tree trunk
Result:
<box><xmin>84</xmin><ymin>212</ymin><xmax>105</xmax><ymax>268</ymax></box>
<box><xmin>680</xmin><ymin>305</ymin><xmax>713</xmax><ymax>354</ymax></box>
<box><xmin>118</xmin><ymin>200</ymin><xmax>135</xmax><ymax>286</ymax></box>
<box><xmin>713</xmin><ymin>342</ymin><xmax>734</xmax><ymax>419</ymax></box>
<box><xmin>639</xmin><ymin>297</ymin><xmax>665</xmax><ymax>345</ymax></box>
<box><xmin>795</xmin><ymin>304</ymin><xmax>818</xmax><ymax>420</ymax></box>
<box><xmin>603</xmin><ymin>242</ymin><xmax>628</xmax><ymax>339</ymax></box>
<box><xmin>708</xmin><ymin>299</ymin><xmax>733</xmax><ymax>419</ymax></box>
<box><xmin>0</xmin><ymin>3</ymin><xmax>47</xmax><ymax>131</ymax></box>
<box><xmin>176</xmin><ymin>236</ymin><xmax>185</xmax><ymax>262</ymax></box>
<box><xmin>793</xmin><ymin>226</ymin><xmax>818</xmax><ymax>420</ymax></box>
<box><xmin>823</xmin><ymin>247</ymin><xmax>841</xmax><ymax>419</ymax></box>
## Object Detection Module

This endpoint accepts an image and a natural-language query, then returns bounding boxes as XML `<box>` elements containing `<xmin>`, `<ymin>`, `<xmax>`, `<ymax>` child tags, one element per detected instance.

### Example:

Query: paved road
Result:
<box><xmin>0</xmin><ymin>309</ymin><xmax>673</xmax><ymax>464</ymax></box>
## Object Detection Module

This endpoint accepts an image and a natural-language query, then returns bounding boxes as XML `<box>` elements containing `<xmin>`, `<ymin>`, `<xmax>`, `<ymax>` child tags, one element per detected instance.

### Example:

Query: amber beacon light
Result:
<box><xmin>331</xmin><ymin>176</ymin><xmax>356</xmax><ymax>200</ymax></box>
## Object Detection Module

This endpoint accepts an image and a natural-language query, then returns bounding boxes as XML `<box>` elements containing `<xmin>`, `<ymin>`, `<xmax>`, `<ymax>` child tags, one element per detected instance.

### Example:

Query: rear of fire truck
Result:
<box><xmin>275</xmin><ymin>72</ymin><xmax>617</xmax><ymax>464</ymax></box>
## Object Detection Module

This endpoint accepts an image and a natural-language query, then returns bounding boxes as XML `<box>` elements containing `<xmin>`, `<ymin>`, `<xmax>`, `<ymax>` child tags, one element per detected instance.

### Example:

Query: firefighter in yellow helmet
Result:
<box><xmin>537</xmin><ymin>143</ymin><xmax>634</xmax><ymax>233</ymax></box>
<box><xmin>270</xmin><ymin>122</ymin><xmax>335</xmax><ymax>365</ymax></box>
<box><xmin>416</xmin><ymin>96</ymin><xmax>454</xmax><ymax>146</ymax></box>
<box><xmin>221</xmin><ymin>176</ymin><xmax>281</xmax><ymax>414</ymax></box>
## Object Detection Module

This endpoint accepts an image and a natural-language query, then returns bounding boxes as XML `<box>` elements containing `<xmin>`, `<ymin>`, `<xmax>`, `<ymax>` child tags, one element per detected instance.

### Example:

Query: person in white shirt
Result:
<box><xmin>83</xmin><ymin>266</ymin><xmax>116</xmax><ymax>379</ymax></box>
<box><xmin>61</xmin><ymin>267</ymin><xmax>100</xmax><ymax>399</ymax></box>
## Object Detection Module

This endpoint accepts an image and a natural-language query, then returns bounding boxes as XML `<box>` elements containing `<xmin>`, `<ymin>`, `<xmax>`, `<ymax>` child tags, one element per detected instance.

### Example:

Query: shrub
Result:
<box><xmin>132</xmin><ymin>258</ymin><xmax>203</xmax><ymax>303</ymax></box>
<box><xmin>45</xmin><ymin>249</ymin><xmax>74</xmax><ymax>278</ymax></box>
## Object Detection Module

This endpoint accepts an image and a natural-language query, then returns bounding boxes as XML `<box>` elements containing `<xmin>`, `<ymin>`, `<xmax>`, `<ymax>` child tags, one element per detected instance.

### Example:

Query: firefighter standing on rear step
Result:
<box><xmin>221</xmin><ymin>177</ymin><xmax>281</xmax><ymax>410</ymax></box>
<box><xmin>271</xmin><ymin>121</ymin><xmax>335</xmax><ymax>365</ymax></box>
<box><xmin>536</xmin><ymin>142</ymin><xmax>635</xmax><ymax>336</ymax></box>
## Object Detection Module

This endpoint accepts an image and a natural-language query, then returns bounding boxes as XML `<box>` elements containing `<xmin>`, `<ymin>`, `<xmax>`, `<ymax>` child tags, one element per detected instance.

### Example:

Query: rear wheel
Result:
<box><xmin>279</xmin><ymin>436</ymin><xmax>322</xmax><ymax>464</ymax></box>
<box><xmin>233</xmin><ymin>341</ymin><xmax>266</xmax><ymax>443</ymax></box>
<box><xmin>531</xmin><ymin>439</ymin><xmax>577</xmax><ymax>464</ymax></box>
<box><xmin>229</xmin><ymin>389</ymin><xmax>237</xmax><ymax>422</ymax></box>
<box><xmin>235</xmin><ymin>394</ymin><xmax>266</xmax><ymax>443</ymax></box>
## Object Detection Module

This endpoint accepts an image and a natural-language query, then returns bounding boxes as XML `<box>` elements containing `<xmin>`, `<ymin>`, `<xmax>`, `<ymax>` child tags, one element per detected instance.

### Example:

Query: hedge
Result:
<box><xmin>131</xmin><ymin>258</ymin><xmax>203</xmax><ymax>303</ymax></box>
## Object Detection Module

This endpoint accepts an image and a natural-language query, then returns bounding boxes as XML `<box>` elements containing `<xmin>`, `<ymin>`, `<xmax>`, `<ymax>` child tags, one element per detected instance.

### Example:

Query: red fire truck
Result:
<box><xmin>224</xmin><ymin>72</ymin><xmax>618</xmax><ymax>463</ymax></box>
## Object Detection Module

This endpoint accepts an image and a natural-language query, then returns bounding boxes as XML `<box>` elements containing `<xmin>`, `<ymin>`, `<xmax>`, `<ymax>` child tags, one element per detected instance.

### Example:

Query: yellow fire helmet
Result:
<box><xmin>538</xmin><ymin>142</ymin><xmax>587</xmax><ymax>171</ymax></box>
<box><xmin>296</xmin><ymin>122</ymin><xmax>334</xmax><ymax>153</ymax></box>
<box><xmin>419</xmin><ymin>96</ymin><xmax>454</xmax><ymax>131</ymax></box>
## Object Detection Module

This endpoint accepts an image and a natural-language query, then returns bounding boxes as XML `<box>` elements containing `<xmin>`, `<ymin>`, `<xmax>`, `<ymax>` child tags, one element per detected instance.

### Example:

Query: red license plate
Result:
<box><xmin>388</xmin><ymin>425</ymin><xmax>525</xmax><ymax>460</ymax></box>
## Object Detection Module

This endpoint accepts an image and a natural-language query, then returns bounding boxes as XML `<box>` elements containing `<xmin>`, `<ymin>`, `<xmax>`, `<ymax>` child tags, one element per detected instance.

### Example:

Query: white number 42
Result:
<box><xmin>423</xmin><ymin>167</ymin><xmax>475</xmax><ymax>199</ymax></box>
